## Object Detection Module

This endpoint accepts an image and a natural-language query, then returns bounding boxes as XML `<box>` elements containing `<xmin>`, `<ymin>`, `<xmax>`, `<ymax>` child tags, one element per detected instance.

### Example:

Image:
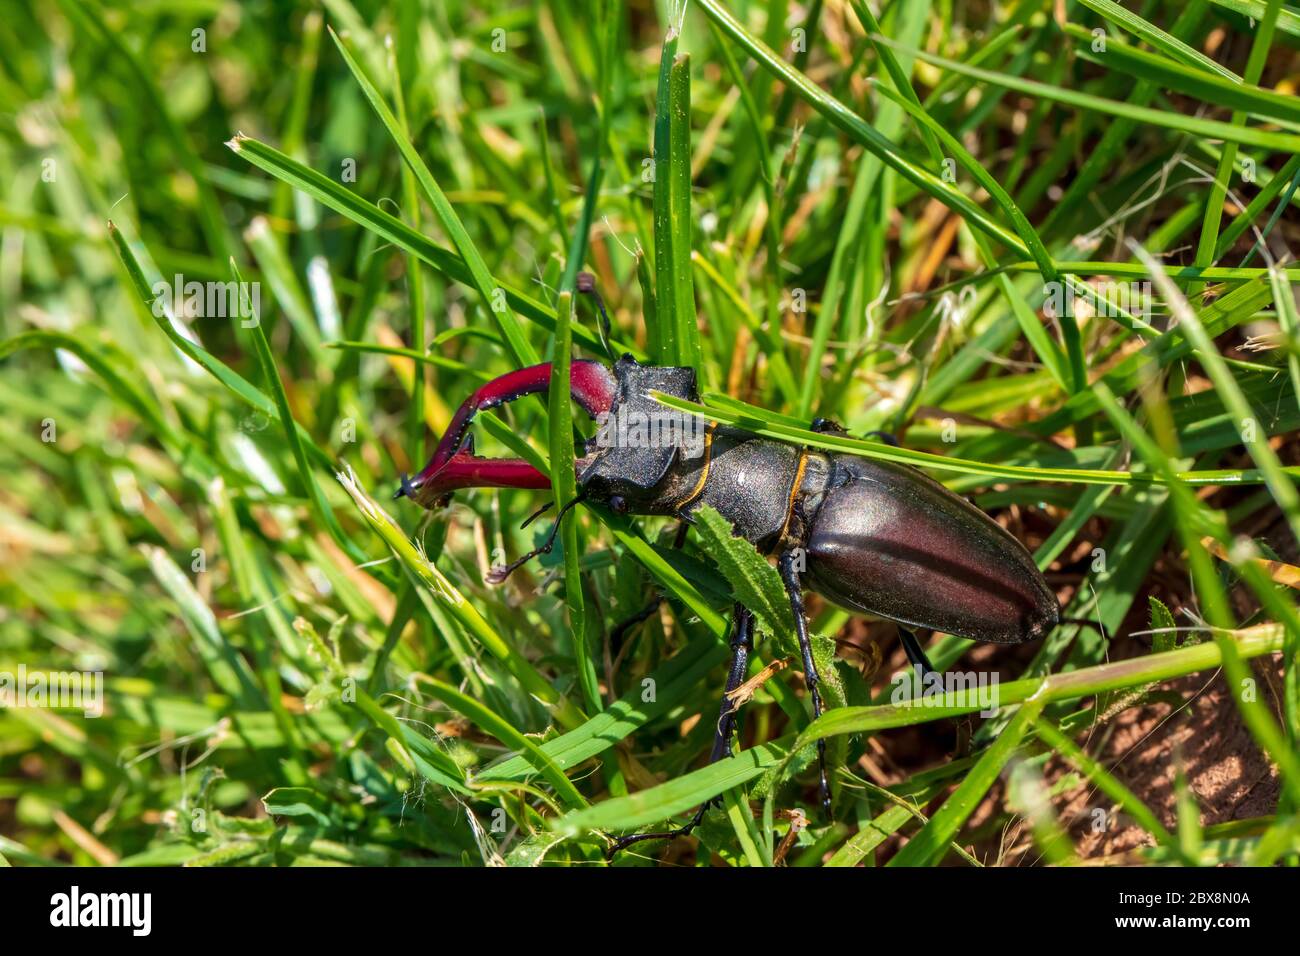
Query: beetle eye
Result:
<box><xmin>609</xmin><ymin>495</ymin><xmax>628</xmax><ymax>515</ymax></box>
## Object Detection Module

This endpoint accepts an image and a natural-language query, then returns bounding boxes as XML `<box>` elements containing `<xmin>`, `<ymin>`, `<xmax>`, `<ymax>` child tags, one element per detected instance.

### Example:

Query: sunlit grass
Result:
<box><xmin>1</xmin><ymin>0</ymin><xmax>1298</xmax><ymax>867</ymax></box>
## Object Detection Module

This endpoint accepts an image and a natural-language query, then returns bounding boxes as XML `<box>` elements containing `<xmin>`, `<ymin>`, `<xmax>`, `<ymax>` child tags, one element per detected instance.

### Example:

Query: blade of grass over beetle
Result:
<box><xmin>549</xmin><ymin>292</ymin><xmax>599</xmax><ymax>711</ymax></box>
<box><xmin>650</xmin><ymin>391</ymin><xmax>1300</xmax><ymax>487</ymax></box>
<box><xmin>650</xmin><ymin>26</ymin><xmax>679</xmax><ymax>367</ymax></box>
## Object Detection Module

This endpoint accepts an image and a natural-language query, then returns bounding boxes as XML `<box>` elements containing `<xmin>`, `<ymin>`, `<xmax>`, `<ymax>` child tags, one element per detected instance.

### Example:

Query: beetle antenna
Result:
<box><xmin>487</xmin><ymin>493</ymin><xmax>586</xmax><ymax>584</ymax></box>
<box><xmin>520</xmin><ymin>500</ymin><xmax>554</xmax><ymax>529</ymax></box>
<box><xmin>576</xmin><ymin>271</ymin><xmax>617</xmax><ymax>363</ymax></box>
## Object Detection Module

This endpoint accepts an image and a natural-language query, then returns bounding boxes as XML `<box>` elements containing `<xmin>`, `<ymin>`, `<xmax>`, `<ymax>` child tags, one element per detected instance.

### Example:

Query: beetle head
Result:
<box><xmin>577</xmin><ymin>355</ymin><xmax>702</xmax><ymax>509</ymax></box>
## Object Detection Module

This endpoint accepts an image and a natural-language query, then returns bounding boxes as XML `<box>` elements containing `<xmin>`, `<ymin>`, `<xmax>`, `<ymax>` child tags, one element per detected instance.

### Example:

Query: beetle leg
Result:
<box><xmin>898</xmin><ymin>626</ymin><xmax>938</xmax><ymax>678</ymax></box>
<box><xmin>779</xmin><ymin>549</ymin><xmax>832</xmax><ymax>820</ymax></box>
<box><xmin>576</xmin><ymin>271</ymin><xmax>618</xmax><ymax>364</ymax></box>
<box><xmin>810</xmin><ymin>417</ymin><xmax>847</xmax><ymax>435</ymax></box>
<box><xmin>605</xmin><ymin>605</ymin><xmax>754</xmax><ymax>858</ymax></box>
<box><xmin>810</xmin><ymin>417</ymin><xmax>900</xmax><ymax>447</ymax></box>
<box><xmin>710</xmin><ymin>604</ymin><xmax>755</xmax><ymax>759</ymax></box>
<box><xmin>608</xmin><ymin>599</ymin><xmax>663</xmax><ymax>657</ymax></box>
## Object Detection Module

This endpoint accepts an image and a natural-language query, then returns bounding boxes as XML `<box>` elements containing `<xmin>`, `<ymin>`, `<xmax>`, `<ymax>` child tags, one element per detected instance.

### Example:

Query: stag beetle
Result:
<box><xmin>395</xmin><ymin>279</ymin><xmax>1058</xmax><ymax>854</ymax></box>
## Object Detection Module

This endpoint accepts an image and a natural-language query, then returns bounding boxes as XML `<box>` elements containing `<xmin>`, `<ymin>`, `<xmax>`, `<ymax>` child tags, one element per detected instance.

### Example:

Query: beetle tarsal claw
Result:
<box><xmin>484</xmin><ymin>564</ymin><xmax>514</xmax><ymax>586</ymax></box>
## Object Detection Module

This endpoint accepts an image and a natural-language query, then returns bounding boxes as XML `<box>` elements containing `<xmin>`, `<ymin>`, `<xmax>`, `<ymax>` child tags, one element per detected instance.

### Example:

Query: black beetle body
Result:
<box><xmin>576</xmin><ymin>356</ymin><xmax>1059</xmax><ymax>645</ymax></box>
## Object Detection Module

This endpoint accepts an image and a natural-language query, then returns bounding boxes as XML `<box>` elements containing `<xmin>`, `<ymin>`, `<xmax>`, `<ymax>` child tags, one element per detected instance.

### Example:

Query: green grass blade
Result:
<box><xmin>224</xmin><ymin>136</ymin><xmax>621</xmax><ymax>357</ymax></box>
<box><xmin>328</xmin><ymin>27</ymin><xmax>538</xmax><ymax>368</ymax></box>
<box><xmin>799</xmin><ymin>624</ymin><xmax>1283</xmax><ymax>743</ymax></box>
<box><xmin>483</xmin><ymin>637</ymin><xmax>729</xmax><ymax>780</ymax></box>
<box><xmin>551</xmin><ymin>739</ymin><xmax>791</xmax><ymax>836</ymax></box>
<box><xmin>1269</xmin><ymin>266</ymin><xmax>1300</xmax><ymax>417</ymax></box>
<box><xmin>887</xmin><ymin>696</ymin><xmax>1046</xmax><ymax>866</ymax></box>
<box><xmin>335</xmin><ymin>467</ymin><xmax>587</xmax><ymax>731</ymax></box>
<box><xmin>144</xmin><ymin>545</ymin><xmax>263</xmax><ymax>707</ymax></box>
<box><xmin>1067</xmin><ymin>26</ymin><xmax>1300</xmax><ymax>124</ymax></box>
<box><xmin>869</xmin><ymin>83</ymin><xmax>1056</xmax><ymax>283</ymax></box>
<box><xmin>875</xmin><ymin>34</ymin><xmax>1300</xmax><ymax>152</ymax></box>
<box><xmin>107</xmin><ymin>221</ymin><xmax>343</xmax><ymax>474</ymax></box>
<box><xmin>413</xmin><ymin>675</ymin><xmax>588</xmax><ymax>809</ymax></box>
<box><xmin>1076</xmin><ymin>0</ymin><xmax>1242</xmax><ymax>80</ymax></box>
<box><xmin>696</xmin><ymin>0</ymin><xmax>1029</xmax><ymax>257</ymax></box>
<box><xmin>1034</xmin><ymin>718</ymin><xmax>1175</xmax><ymax>848</ymax></box>
<box><xmin>1207</xmin><ymin>0</ymin><xmax>1300</xmax><ymax>38</ymax></box>
<box><xmin>652</xmin><ymin>38</ymin><xmax>700</xmax><ymax>370</ymax></box>
<box><xmin>1191</xmin><ymin>0</ymin><xmax>1283</xmax><ymax>288</ymax></box>
<box><xmin>549</xmin><ymin>292</ymin><xmax>599</xmax><ymax>711</ymax></box>
<box><xmin>236</xmin><ymin>258</ymin><xmax>370</xmax><ymax>565</ymax></box>
<box><xmin>1131</xmin><ymin>239</ymin><xmax>1300</xmax><ymax>543</ymax></box>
